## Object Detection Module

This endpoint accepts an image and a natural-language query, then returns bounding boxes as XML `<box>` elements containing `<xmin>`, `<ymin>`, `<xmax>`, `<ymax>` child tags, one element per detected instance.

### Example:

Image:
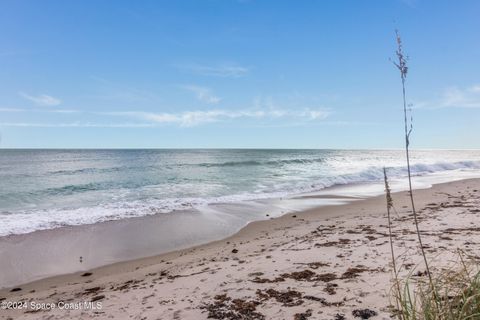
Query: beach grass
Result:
<box><xmin>387</xmin><ymin>31</ymin><xmax>480</xmax><ymax>320</ymax></box>
<box><xmin>392</xmin><ymin>260</ymin><xmax>480</xmax><ymax>320</ymax></box>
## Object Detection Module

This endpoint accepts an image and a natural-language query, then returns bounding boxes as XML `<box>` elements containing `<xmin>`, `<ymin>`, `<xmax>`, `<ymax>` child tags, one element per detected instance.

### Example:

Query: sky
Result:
<box><xmin>0</xmin><ymin>0</ymin><xmax>479</xmax><ymax>149</ymax></box>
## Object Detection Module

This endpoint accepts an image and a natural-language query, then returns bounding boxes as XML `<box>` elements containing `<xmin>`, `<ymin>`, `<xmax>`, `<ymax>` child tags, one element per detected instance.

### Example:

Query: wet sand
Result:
<box><xmin>0</xmin><ymin>196</ymin><xmax>352</xmax><ymax>288</ymax></box>
<box><xmin>1</xmin><ymin>178</ymin><xmax>479</xmax><ymax>319</ymax></box>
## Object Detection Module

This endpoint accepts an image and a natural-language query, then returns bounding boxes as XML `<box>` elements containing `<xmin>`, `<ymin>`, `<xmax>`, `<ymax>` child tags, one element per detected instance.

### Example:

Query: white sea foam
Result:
<box><xmin>1</xmin><ymin>159</ymin><xmax>480</xmax><ymax>236</ymax></box>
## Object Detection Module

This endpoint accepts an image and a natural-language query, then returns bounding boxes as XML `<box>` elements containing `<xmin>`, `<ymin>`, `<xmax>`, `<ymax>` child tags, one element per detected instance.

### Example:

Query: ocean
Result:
<box><xmin>1</xmin><ymin>149</ymin><xmax>480</xmax><ymax>237</ymax></box>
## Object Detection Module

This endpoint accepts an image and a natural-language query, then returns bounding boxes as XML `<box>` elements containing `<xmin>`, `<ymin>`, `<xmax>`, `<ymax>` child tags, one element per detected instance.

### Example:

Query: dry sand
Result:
<box><xmin>1</xmin><ymin>178</ymin><xmax>479</xmax><ymax>320</ymax></box>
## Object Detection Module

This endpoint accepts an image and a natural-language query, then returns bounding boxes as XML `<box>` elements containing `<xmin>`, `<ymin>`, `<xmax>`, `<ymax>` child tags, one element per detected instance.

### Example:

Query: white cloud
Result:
<box><xmin>178</xmin><ymin>63</ymin><xmax>249</xmax><ymax>78</ymax></box>
<box><xmin>252</xmin><ymin>95</ymin><xmax>331</xmax><ymax>120</ymax></box>
<box><xmin>183</xmin><ymin>85</ymin><xmax>222</xmax><ymax>104</ymax></box>
<box><xmin>0</xmin><ymin>107</ymin><xmax>25</xmax><ymax>112</ymax></box>
<box><xmin>19</xmin><ymin>92</ymin><xmax>62</xmax><ymax>106</ymax></box>
<box><xmin>102</xmin><ymin>107</ymin><xmax>330</xmax><ymax>127</ymax></box>
<box><xmin>4</xmin><ymin>92</ymin><xmax>330</xmax><ymax>128</ymax></box>
<box><xmin>470</xmin><ymin>85</ymin><xmax>480</xmax><ymax>93</ymax></box>
<box><xmin>414</xmin><ymin>84</ymin><xmax>480</xmax><ymax>109</ymax></box>
<box><xmin>301</xmin><ymin>109</ymin><xmax>330</xmax><ymax>120</ymax></box>
<box><xmin>48</xmin><ymin>109</ymin><xmax>79</xmax><ymax>114</ymax></box>
<box><xmin>440</xmin><ymin>84</ymin><xmax>480</xmax><ymax>108</ymax></box>
<box><xmin>0</xmin><ymin>122</ymin><xmax>155</xmax><ymax>128</ymax></box>
<box><xmin>0</xmin><ymin>107</ymin><xmax>78</xmax><ymax>113</ymax></box>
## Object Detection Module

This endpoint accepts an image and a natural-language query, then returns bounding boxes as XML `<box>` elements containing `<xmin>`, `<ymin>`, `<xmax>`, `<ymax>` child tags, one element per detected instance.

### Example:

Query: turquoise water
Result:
<box><xmin>1</xmin><ymin>149</ymin><xmax>480</xmax><ymax>236</ymax></box>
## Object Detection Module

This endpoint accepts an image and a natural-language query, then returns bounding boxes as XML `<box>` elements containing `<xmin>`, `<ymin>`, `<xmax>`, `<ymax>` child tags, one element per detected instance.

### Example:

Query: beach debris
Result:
<box><xmin>231</xmin><ymin>249</ymin><xmax>239</xmax><ymax>254</ymax></box>
<box><xmin>256</xmin><ymin>288</ymin><xmax>303</xmax><ymax>307</ymax></box>
<box><xmin>414</xmin><ymin>270</ymin><xmax>428</xmax><ymax>277</ymax></box>
<box><xmin>294</xmin><ymin>309</ymin><xmax>312</xmax><ymax>320</ymax></box>
<box><xmin>304</xmin><ymin>295</ymin><xmax>344</xmax><ymax>307</ymax></box>
<box><xmin>91</xmin><ymin>295</ymin><xmax>105</xmax><ymax>302</ymax></box>
<box><xmin>315</xmin><ymin>238</ymin><xmax>351</xmax><ymax>247</ymax></box>
<box><xmin>302</xmin><ymin>295</ymin><xmax>326</xmax><ymax>303</ymax></box>
<box><xmin>341</xmin><ymin>266</ymin><xmax>369</xmax><ymax>279</ymax></box>
<box><xmin>74</xmin><ymin>286</ymin><xmax>104</xmax><ymax>299</ymax></box>
<box><xmin>167</xmin><ymin>267</ymin><xmax>217</xmax><ymax>280</ymax></box>
<box><xmin>314</xmin><ymin>273</ymin><xmax>338</xmax><ymax>282</ymax></box>
<box><xmin>251</xmin><ymin>269</ymin><xmax>338</xmax><ymax>283</ymax></box>
<box><xmin>248</xmin><ymin>272</ymin><xmax>264</xmax><ymax>277</ymax></box>
<box><xmin>283</xmin><ymin>270</ymin><xmax>338</xmax><ymax>282</ymax></box>
<box><xmin>201</xmin><ymin>294</ymin><xmax>265</xmax><ymax>320</ymax></box>
<box><xmin>334</xmin><ymin>314</ymin><xmax>346</xmax><ymax>320</ymax></box>
<box><xmin>306</xmin><ymin>261</ymin><xmax>330</xmax><ymax>269</ymax></box>
<box><xmin>324</xmin><ymin>282</ymin><xmax>338</xmax><ymax>295</ymax></box>
<box><xmin>110</xmin><ymin>277</ymin><xmax>151</xmax><ymax>291</ymax></box>
<box><xmin>294</xmin><ymin>261</ymin><xmax>330</xmax><ymax>269</ymax></box>
<box><xmin>9</xmin><ymin>287</ymin><xmax>22</xmax><ymax>292</ymax></box>
<box><xmin>255</xmin><ymin>288</ymin><xmax>343</xmax><ymax>308</ymax></box>
<box><xmin>352</xmin><ymin>308</ymin><xmax>378</xmax><ymax>319</ymax></box>
<box><xmin>84</xmin><ymin>286</ymin><xmax>102</xmax><ymax>294</ymax></box>
<box><xmin>251</xmin><ymin>276</ymin><xmax>285</xmax><ymax>283</ymax></box>
<box><xmin>81</xmin><ymin>272</ymin><xmax>93</xmax><ymax>277</ymax></box>
<box><xmin>283</xmin><ymin>269</ymin><xmax>316</xmax><ymax>281</ymax></box>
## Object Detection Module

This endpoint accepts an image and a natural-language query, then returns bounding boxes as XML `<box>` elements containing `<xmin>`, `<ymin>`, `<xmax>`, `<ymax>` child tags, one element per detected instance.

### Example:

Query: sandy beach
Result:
<box><xmin>2</xmin><ymin>0</ymin><xmax>480</xmax><ymax>318</ymax></box>
<box><xmin>0</xmin><ymin>178</ymin><xmax>479</xmax><ymax>319</ymax></box>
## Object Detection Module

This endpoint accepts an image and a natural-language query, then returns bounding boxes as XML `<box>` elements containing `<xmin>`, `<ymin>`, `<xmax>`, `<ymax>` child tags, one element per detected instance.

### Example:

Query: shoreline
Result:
<box><xmin>0</xmin><ymin>190</ymin><xmax>356</xmax><ymax>289</ymax></box>
<box><xmin>1</xmin><ymin>172</ymin><xmax>478</xmax><ymax>289</ymax></box>
<box><xmin>1</xmin><ymin>178</ymin><xmax>479</xmax><ymax>319</ymax></box>
<box><xmin>0</xmin><ymin>191</ymin><xmax>358</xmax><ymax>289</ymax></box>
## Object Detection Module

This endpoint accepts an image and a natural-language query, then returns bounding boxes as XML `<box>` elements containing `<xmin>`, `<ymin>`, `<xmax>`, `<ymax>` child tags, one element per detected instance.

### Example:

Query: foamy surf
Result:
<box><xmin>1</xmin><ymin>149</ymin><xmax>480</xmax><ymax>236</ymax></box>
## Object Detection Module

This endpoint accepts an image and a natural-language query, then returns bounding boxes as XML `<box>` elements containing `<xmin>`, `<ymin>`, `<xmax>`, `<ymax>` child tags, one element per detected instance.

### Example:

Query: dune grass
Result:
<box><xmin>393</xmin><ymin>261</ymin><xmax>480</xmax><ymax>320</ymax></box>
<box><xmin>386</xmin><ymin>31</ymin><xmax>480</xmax><ymax>320</ymax></box>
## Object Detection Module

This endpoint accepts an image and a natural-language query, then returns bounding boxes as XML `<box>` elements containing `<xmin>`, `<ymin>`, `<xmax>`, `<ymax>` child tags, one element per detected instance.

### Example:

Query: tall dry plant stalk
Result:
<box><xmin>383</xmin><ymin>167</ymin><xmax>402</xmax><ymax>318</ymax></box>
<box><xmin>388</xmin><ymin>30</ymin><xmax>480</xmax><ymax>320</ymax></box>
<box><xmin>392</xmin><ymin>30</ymin><xmax>434</xmax><ymax>289</ymax></box>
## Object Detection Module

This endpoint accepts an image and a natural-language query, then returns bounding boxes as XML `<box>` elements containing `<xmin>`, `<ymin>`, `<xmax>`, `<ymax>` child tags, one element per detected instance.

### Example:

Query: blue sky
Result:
<box><xmin>1</xmin><ymin>0</ymin><xmax>479</xmax><ymax>148</ymax></box>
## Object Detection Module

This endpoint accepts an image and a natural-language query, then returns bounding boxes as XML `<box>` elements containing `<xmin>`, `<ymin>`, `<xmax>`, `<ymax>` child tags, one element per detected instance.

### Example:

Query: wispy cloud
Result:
<box><xmin>0</xmin><ymin>122</ymin><xmax>155</xmax><ymax>128</ymax></box>
<box><xmin>101</xmin><ymin>107</ymin><xmax>330</xmax><ymax>127</ymax></box>
<box><xmin>177</xmin><ymin>63</ymin><xmax>249</xmax><ymax>78</ymax></box>
<box><xmin>252</xmin><ymin>95</ymin><xmax>331</xmax><ymax>120</ymax></box>
<box><xmin>4</xmin><ymin>92</ymin><xmax>330</xmax><ymax>128</ymax></box>
<box><xmin>182</xmin><ymin>85</ymin><xmax>221</xmax><ymax>104</ymax></box>
<box><xmin>97</xmin><ymin>94</ymin><xmax>330</xmax><ymax>127</ymax></box>
<box><xmin>48</xmin><ymin>109</ymin><xmax>80</xmax><ymax>114</ymax></box>
<box><xmin>19</xmin><ymin>92</ymin><xmax>62</xmax><ymax>106</ymax></box>
<box><xmin>0</xmin><ymin>107</ymin><xmax>78</xmax><ymax>113</ymax></box>
<box><xmin>0</xmin><ymin>107</ymin><xmax>25</xmax><ymax>112</ymax></box>
<box><xmin>439</xmin><ymin>84</ymin><xmax>480</xmax><ymax>108</ymax></box>
<box><xmin>416</xmin><ymin>84</ymin><xmax>480</xmax><ymax>109</ymax></box>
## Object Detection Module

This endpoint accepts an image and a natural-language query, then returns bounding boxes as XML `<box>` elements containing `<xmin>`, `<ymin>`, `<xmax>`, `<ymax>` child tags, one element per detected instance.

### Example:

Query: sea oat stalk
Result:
<box><xmin>383</xmin><ymin>167</ymin><xmax>403</xmax><ymax>319</ymax></box>
<box><xmin>393</xmin><ymin>30</ymin><xmax>433</xmax><ymax>286</ymax></box>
